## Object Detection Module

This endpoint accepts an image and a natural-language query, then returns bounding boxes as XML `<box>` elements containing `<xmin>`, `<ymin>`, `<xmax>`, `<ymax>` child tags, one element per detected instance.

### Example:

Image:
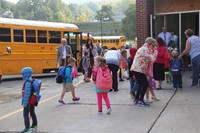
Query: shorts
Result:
<box><xmin>84</xmin><ymin>68</ymin><xmax>89</xmax><ymax>74</ymax></box>
<box><xmin>63</xmin><ymin>83</ymin><xmax>74</xmax><ymax>93</ymax></box>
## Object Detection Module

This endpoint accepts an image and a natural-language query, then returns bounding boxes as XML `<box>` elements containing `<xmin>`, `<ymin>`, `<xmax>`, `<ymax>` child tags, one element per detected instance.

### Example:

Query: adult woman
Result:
<box><xmin>131</xmin><ymin>37</ymin><xmax>158</xmax><ymax>107</ymax></box>
<box><xmin>179</xmin><ymin>29</ymin><xmax>200</xmax><ymax>87</ymax></box>
<box><xmin>153</xmin><ymin>37</ymin><xmax>167</xmax><ymax>90</ymax></box>
<box><xmin>83</xmin><ymin>38</ymin><xmax>97</xmax><ymax>78</ymax></box>
<box><xmin>105</xmin><ymin>47</ymin><xmax>121</xmax><ymax>92</ymax></box>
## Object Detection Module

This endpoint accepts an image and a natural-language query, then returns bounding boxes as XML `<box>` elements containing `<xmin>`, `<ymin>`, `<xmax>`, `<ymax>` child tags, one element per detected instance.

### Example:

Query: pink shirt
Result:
<box><xmin>155</xmin><ymin>45</ymin><xmax>167</xmax><ymax>64</ymax></box>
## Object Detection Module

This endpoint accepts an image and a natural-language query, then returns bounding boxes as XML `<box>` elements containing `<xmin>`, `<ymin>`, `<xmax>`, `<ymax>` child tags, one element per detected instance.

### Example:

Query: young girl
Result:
<box><xmin>92</xmin><ymin>56</ymin><xmax>111</xmax><ymax>115</ymax></box>
<box><xmin>146</xmin><ymin>63</ymin><xmax>160</xmax><ymax>103</ymax></box>
<box><xmin>82</xmin><ymin>51</ymin><xmax>90</xmax><ymax>82</ymax></box>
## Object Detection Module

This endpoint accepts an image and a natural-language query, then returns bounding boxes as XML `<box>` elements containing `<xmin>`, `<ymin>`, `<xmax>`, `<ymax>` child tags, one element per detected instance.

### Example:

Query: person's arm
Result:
<box><xmin>179</xmin><ymin>40</ymin><xmax>191</xmax><ymax>58</ymax></box>
<box><xmin>56</xmin><ymin>47</ymin><xmax>60</xmax><ymax>67</ymax></box>
<box><xmin>68</xmin><ymin>45</ymin><xmax>72</xmax><ymax>56</ymax></box>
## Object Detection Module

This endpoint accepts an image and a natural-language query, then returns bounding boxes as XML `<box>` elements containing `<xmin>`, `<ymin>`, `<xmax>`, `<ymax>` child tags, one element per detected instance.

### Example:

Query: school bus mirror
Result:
<box><xmin>7</xmin><ymin>47</ymin><xmax>11</xmax><ymax>54</ymax></box>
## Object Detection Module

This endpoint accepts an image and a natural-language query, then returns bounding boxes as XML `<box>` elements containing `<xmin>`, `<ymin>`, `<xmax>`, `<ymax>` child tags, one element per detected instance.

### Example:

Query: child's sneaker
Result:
<box><xmin>58</xmin><ymin>100</ymin><xmax>66</xmax><ymax>105</ymax></box>
<box><xmin>174</xmin><ymin>87</ymin><xmax>178</xmax><ymax>91</ymax></box>
<box><xmin>21</xmin><ymin>128</ymin><xmax>32</xmax><ymax>133</ymax></box>
<box><xmin>133</xmin><ymin>99</ymin><xmax>138</xmax><ymax>105</ymax></box>
<box><xmin>30</xmin><ymin>125</ymin><xmax>37</xmax><ymax>131</ymax></box>
<box><xmin>152</xmin><ymin>96</ymin><xmax>160</xmax><ymax>101</ymax></box>
<box><xmin>72</xmin><ymin>97</ymin><xmax>80</xmax><ymax>101</ymax></box>
<box><xmin>138</xmin><ymin>101</ymin><xmax>150</xmax><ymax>107</ymax></box>
<box><xmin>97</xmin><ymin>110</ymin><xmax>103</xmax><ymax>115</ymax></box>
<box><xmin>106</xmin><ymin>107</ymin><xmax>112</xmax><ymax>114</ymax></box>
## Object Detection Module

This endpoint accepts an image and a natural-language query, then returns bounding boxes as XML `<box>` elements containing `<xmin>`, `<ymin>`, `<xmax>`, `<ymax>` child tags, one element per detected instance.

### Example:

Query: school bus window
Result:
<box><xmin>116</xmin><ymin>39</ymin><xmax>119</xmax><ymax>43</ymax></box>
<box><xmin>110</xmin><ymin>40</ymin><xmax>113</xmax><ymax>43</ymax></box>
<box><xmin>49</xmin><ymin>31</ymin><xmax>61</xmax><ymax>44</ymax></box>
<box><xmin>14</xmin><ymin>29</ymin><xmax>24</xmax><ymax>42</ymax></box>
<box><xmin>106</xmin><ymin>40</ymin><xmax>110</xmax><ymax>43</ymax></box>
<box><xmin>103</xmin><ymin>40</ymin><xmax>106</xmax><ymax>43</ymax></box>
<box><xmin>26</xmin><ymin>29</ymin><xmax>36</xmax><ymax>43</ymax></box>
<box><xmin>38</xmin><ymin>30</ymin><xmax>47</xmax><ymax>43</ymax></box>
<box><xmin>0</xmin><ymin>27</ymin><xmax>11</xmax><ymax>42</ymax></box>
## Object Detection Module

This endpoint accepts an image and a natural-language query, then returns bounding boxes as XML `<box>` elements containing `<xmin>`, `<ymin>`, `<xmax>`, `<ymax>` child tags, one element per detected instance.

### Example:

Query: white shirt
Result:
<box><xmin>158</xmin><ymin>32</ymin><xmax>173</xmax><ymax>46</ymax></box>
<box><xmin>62</xmin><ymin>46</ymin><xmax>66</xmax><ymax>59</ymax></box>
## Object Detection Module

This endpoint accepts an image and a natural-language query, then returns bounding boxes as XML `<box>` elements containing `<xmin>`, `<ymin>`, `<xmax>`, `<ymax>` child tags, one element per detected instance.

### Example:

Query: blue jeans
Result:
<box><xmin>129</xmin><ymin>78</ymin><xmax>138</xmax><ymax>93</ymax></box>
<box><xmin>191</xmin><ymin>54</ymin><xmax>200</xmax><ymax>85</ymax></box>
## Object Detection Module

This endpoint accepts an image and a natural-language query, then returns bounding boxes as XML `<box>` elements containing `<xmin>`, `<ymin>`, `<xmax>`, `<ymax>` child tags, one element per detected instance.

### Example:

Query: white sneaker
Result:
<box><xmin>106</xmin><ymin>108</ymin><xmax>112</xmax><ymax>114</ymax></box>
<box><xmin>97</xmin><ymin>111</ymin><xmax>103</xmax><ymax>115</ymax></box>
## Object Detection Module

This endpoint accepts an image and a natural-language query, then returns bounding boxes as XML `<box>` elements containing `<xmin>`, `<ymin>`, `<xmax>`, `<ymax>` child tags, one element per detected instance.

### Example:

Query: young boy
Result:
<box><xmin>58</xmin><ymin>57</ymin><xmax>80</xmax><ymax>105</ymax></box>
<box><xmin>127</xmin><ymin>48</ymin><xmax>138</xmax><ymax>99</ymax></box>
<box><xmin>82</xmin><ymin>51</ymin><xmax>90</xmax><ymax>82</ymax></box>
<box><xmin>21</xmin><ymin>67</ymin><xmax>37</xmax><ymax>133</ymax></box>
<box><xmin>170</xmin><ymin>50</ymin><xmax>183</xmax><ymax>91</ymax></box>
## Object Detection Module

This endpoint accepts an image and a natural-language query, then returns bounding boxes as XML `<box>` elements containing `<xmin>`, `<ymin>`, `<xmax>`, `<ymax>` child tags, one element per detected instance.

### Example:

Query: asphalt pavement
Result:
<box><xmin>0</xmin><ymin>71</ymin><xmax>199</xmax><ymax>133</ymax></box>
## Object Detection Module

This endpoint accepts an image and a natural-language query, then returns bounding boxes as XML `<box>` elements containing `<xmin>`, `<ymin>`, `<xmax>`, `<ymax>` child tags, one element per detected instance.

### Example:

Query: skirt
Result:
<box><xmin>153</xmin><ymin>63</ymin><xmax>165</xmax><ymax>81</ymax></box>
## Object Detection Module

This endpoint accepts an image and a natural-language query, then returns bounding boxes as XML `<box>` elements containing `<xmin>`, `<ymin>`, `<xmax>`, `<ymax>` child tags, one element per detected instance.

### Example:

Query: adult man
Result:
<box><xmin>179</xmin><ymin>29</ymin><xmax>200</xmax><ymax>87</ymax></box>
<box><xmin>56</xmin><ymin>38</ymin><xmax>72</xmax><ymax>67</ymax></box>
<box><xmin>158</xmin><ymin>26</ymin><xmax>173</xmax><ymax>46</ymax></box>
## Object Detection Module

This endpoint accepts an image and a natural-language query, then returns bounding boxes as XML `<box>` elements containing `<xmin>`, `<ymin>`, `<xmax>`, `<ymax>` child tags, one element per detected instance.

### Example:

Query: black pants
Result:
<box><xmin>134</xmin><ymin>72</ymin><xmax>149</xmax><ymax>101</ymax></box>
<box><xmin>173</xmin><ymin>74</ymin><xmax>182</xmax><ymax>88</ymax></box>
<box><xmin>23</xmin><ymin>105</ymin><xmax>37</xmax><ymax>129</ymax></box>
<box><xmin>107</xmin><ymin>64</ymin><xmax>119</xmax><ymax>91</ymax></box>
<box><xmin>119</xmin><ymin>68</ymin><xmax>122</xmax><ymax>79</ymax></box>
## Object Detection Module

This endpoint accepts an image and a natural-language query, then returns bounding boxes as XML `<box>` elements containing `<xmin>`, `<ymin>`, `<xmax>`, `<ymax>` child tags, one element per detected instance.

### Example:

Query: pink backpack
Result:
<box><xmin>96</xmin><ymin>66</ymin><xmax>112</xmax><ymax>91</ymax></box>
<box><xmin>72</xmin><ymin>67</ymin><xmax>78</xmax><ymax>78</ymax></box>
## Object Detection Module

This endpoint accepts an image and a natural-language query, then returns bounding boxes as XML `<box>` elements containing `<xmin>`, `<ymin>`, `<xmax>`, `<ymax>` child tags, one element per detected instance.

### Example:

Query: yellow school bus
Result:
<box><xmin>0</xmin><ymin>18</ymin><xmax>82</xmax><ymax>75</ymax></box>
<box><xmin>93</xmin><ymin>36</ymin><xmax>126</xmax><ymax>49</ymax></box>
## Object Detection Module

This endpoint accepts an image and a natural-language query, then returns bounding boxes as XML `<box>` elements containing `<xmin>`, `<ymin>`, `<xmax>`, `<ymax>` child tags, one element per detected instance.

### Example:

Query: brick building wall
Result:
<box><xmin>136</xmin><ymin>0</ymin><xmax>154</xmax><ymax>48</ymax></box>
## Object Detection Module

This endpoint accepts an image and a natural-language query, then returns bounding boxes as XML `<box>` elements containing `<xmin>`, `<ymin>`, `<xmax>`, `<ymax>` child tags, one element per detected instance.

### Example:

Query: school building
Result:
<box><xmin>136</xmin><ymin>0</ymin><xmax>200</xmax><ymax>51</ymax></box>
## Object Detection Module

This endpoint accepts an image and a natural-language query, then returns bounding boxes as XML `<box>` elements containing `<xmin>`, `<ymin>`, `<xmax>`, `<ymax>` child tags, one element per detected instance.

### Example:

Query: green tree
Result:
<box><xmin>95</xmin><ymin>5</ymin><xmax>114</xmax><ymax>21</ymax></box>
<box><xmin>122</xmin><ymin>4</ymin><xmax>136</xmax><ymax>39</ymax></box>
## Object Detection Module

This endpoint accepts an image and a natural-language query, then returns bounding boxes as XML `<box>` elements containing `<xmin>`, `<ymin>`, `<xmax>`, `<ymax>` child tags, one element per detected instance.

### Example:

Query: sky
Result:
<box><xmin>5</xmin><ymin>0</ymin><xmax>102</xmax><ymax>4</ymax></box>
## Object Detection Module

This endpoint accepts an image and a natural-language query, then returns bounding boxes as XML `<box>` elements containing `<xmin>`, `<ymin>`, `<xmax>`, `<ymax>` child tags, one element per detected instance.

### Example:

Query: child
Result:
<box><xmin>82</xmin><ymin>51</ymin><xmax>90</xmax><ymax>82</ymax></box>
<box><xmin>170</xmin><ymin>50</ymin><xmax>183</xmax><ymax>91</ymax></box>
<box><xmin>58</xmin><ymin>57</ymin><xmax>80</xmax><ymax>105</ymax></box>
<box><xmin>127</xmin><ymin>48</ymin><xmax>138</xmax><ymax>99</ymax></box>
<box><xmin>146</xmin><ymin>63</ymin><xmax>160</xmax><ymax>103</ymax></box>
<box><xmin>164</xmin><ymin>49</ymin><xmax>171</xmax><ymax>83</ymax></box>
<box><xmin>92</xmin><ymin>56</ymin><xmax>111</xmax><ymax>115</ymax></box>
<box><xmin>21</xmin><ymin>67</ymin><xmax>37</xmax><ymax>133</ymax></box>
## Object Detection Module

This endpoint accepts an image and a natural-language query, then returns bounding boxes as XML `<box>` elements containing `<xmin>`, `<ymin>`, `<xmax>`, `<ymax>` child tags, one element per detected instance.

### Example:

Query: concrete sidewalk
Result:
<box><xmin>0</xmin><ymin>71</ymin><xmax>200</xmax><ymax>133</ymax></box>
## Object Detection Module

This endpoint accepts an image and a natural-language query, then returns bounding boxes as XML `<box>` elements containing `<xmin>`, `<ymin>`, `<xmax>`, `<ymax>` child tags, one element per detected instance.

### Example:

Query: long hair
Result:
<box><xmin>156</xmin><ymin>37</ymin><xmax>166</xmax><ymax>46</ymax></box>
<box><xmin>86</xmin><ymin>38</ymin><xmax>93</xmax><ymax>49</ymax></box>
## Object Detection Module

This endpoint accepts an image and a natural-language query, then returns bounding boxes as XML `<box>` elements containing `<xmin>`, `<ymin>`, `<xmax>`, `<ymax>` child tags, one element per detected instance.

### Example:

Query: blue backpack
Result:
<box><xmin>22</xmin><ymin>78</ymin><xmax>42</xmax><ymax>106</ymax></box>
<box><xmin>170</xmin><ymin>58</ymin><xmax>181</xmax><ymax>75</ymax></box>
<box><xmin>56</xmin><ymin>66</ymin><xmax>67</xmax><ymax>84</ymax></box>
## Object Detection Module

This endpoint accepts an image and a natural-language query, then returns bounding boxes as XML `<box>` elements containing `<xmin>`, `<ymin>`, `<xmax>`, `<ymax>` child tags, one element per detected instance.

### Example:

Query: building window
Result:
<box><xmin>14</xmin><ymin>29</ymin><xmax>24</xmax><ymax>42</ymax></box>
<box><xmin>49</xmin><ymin>31</ymin><xmax>61</xmax><ymax>44</ymax></box>
<box><xmin>38</xmin><ymin>30</ymin><xmax>47</xmax><ymax>43</ymax></box>
<box><xmin>0</xmin><ymin>28</ymin><xmax>11</xmax><ymax>42</ymax></box>
<box><xmin>26</xmin><ymin>29</ymin><xmax>36</xmax><ymax>43</ymax></box>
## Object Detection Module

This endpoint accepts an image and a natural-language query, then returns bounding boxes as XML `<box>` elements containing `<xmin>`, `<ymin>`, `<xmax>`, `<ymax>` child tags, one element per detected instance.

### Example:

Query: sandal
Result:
<box><xmin>152</xmin><ymin>96</ymin><xmax>160</xmax><ymax>101</ymax></box>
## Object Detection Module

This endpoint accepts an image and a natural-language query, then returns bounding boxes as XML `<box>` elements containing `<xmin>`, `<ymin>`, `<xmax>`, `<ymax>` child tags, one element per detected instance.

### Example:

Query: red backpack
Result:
<box><xmin>96</xmin><ymin>66</ymin><xmax>112</xmax><ymax>91</ymax></box>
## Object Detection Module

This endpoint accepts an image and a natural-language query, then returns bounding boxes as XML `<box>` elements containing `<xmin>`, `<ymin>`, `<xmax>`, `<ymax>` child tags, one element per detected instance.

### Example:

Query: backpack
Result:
<box><xmin>170</xmin><ymin>58</ymin><xmax>181</xmax><ymax>75</ymax></box>
<box><xmin>22</xmin><ymin>78</ymin><xmax>42</xmax><ymax>106</ymax></box>
<box><xmin>56</xmin><ymin>66</ymin><xmax>67</xmax><ymax>84</ymax></box>
<box><xmin>72</xmin><ymin>67</ymin><xmax>78</xmax><ymax>78</ymax></box>
<box><xmin>96</xmin><ymin>66</ymin><xmax>112</xmax><ymax>91</ymax></box>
